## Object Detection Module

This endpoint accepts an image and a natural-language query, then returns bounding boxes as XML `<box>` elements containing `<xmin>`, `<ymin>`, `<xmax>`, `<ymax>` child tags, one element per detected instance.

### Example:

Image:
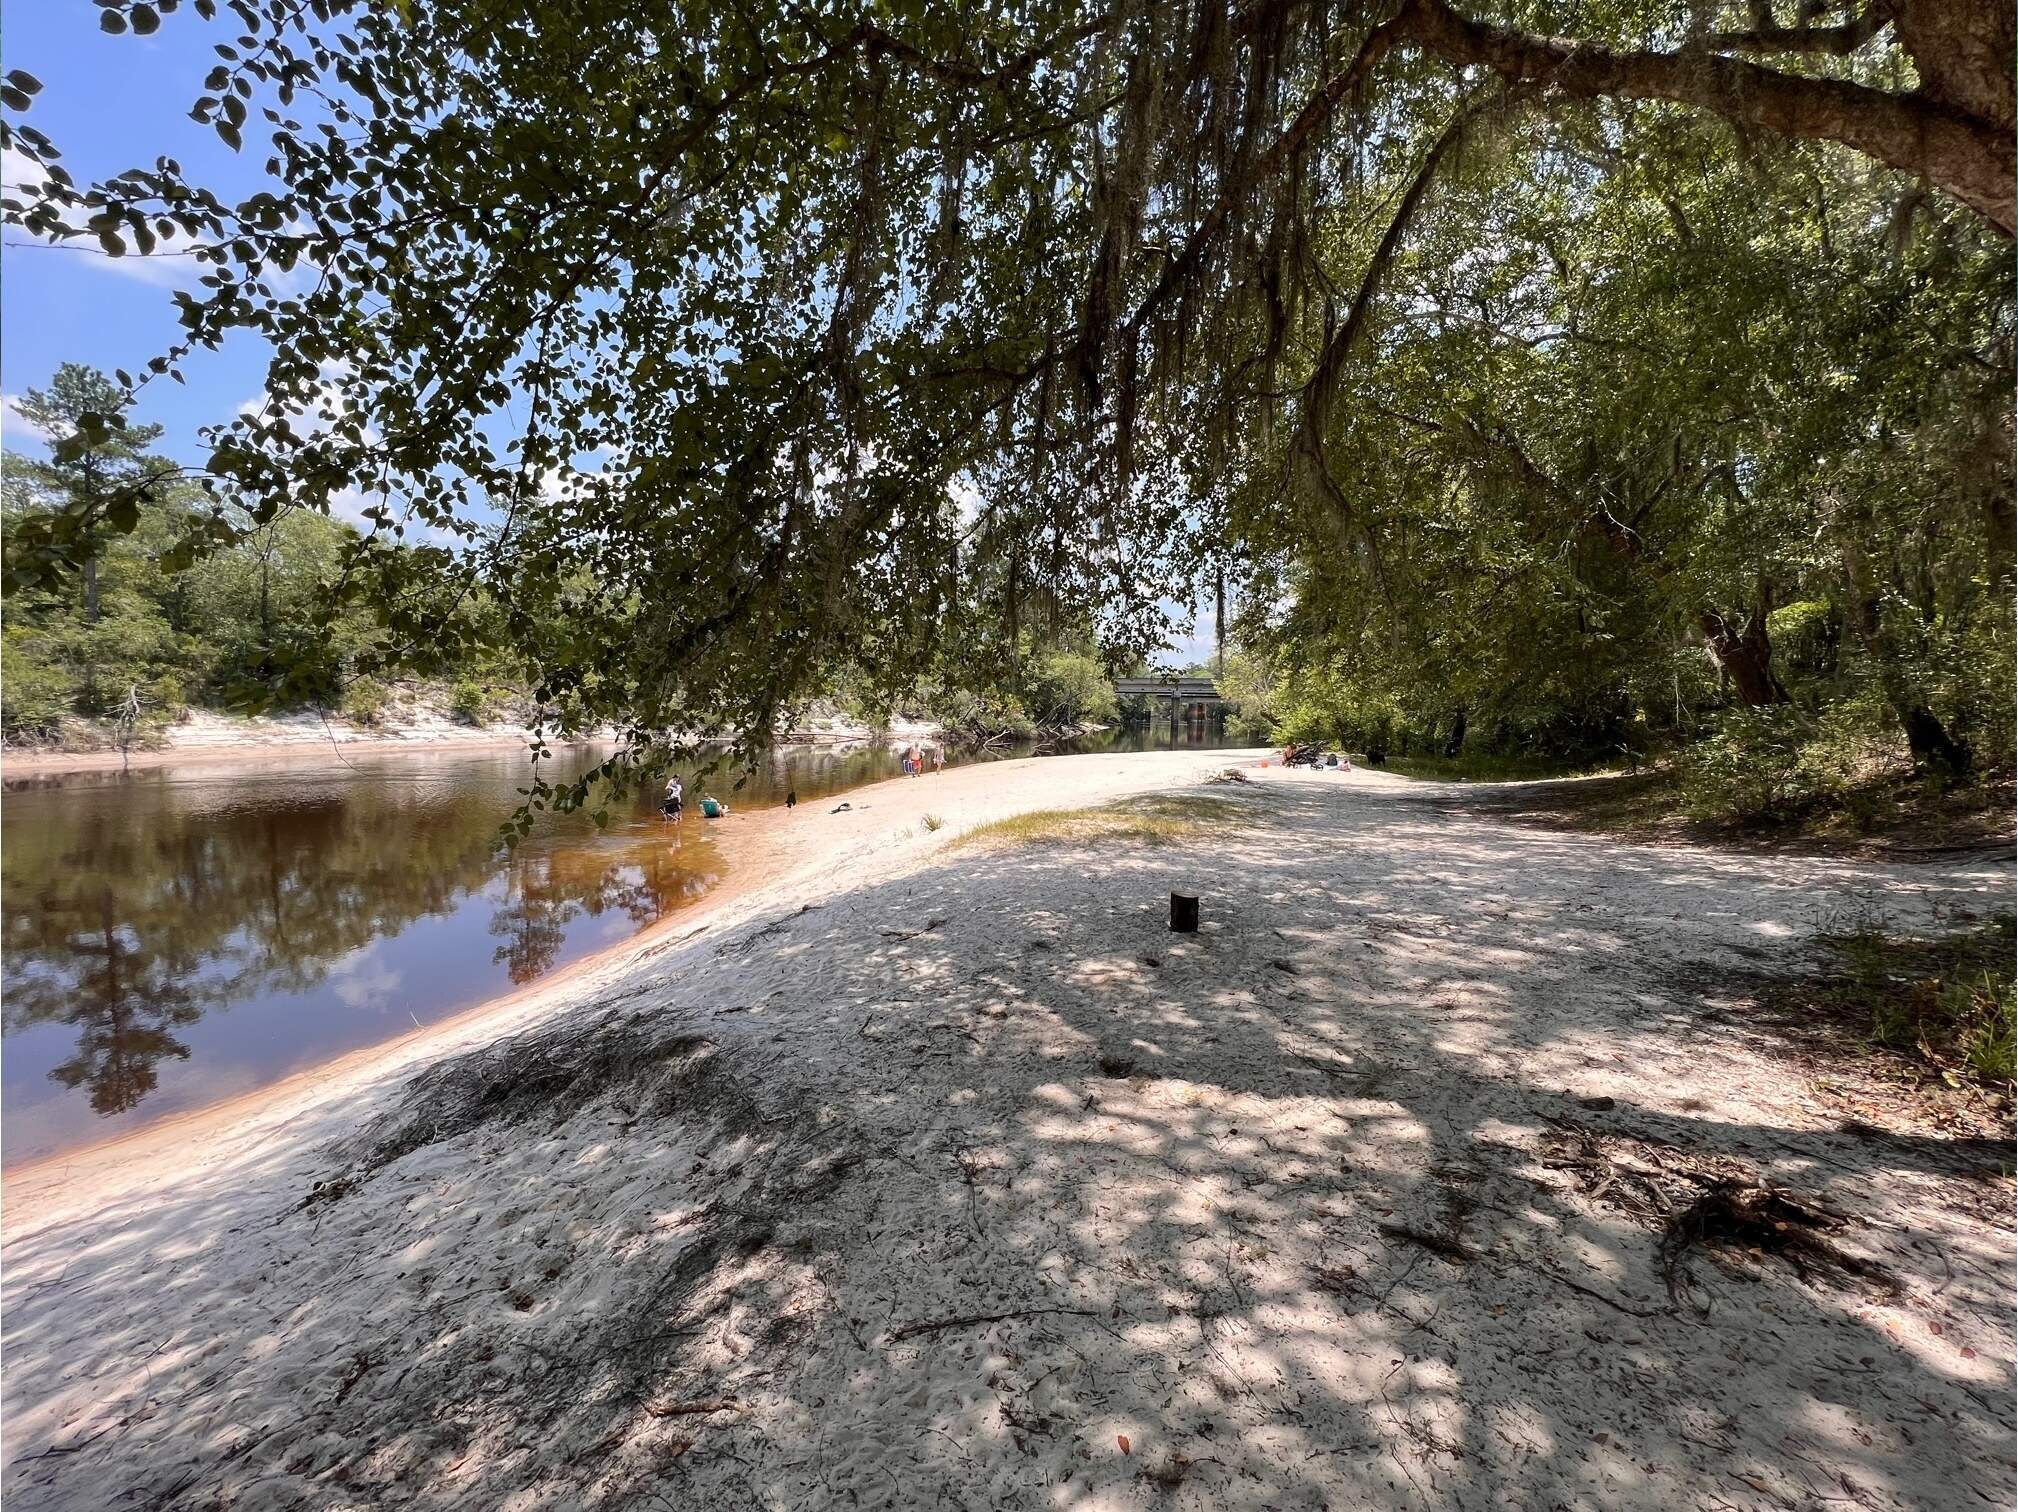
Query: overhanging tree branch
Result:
<box><xmin>1386</xmin><ymin>0</ymin><xmax>2014</xmax><ymax>234</ymax></box>
<box><xmin>1122</xmin><ymin>20</ymin><xmax>1404</xmax><ymax>344</ymax></box>
<box><xmin>1290</xmin><ymin>89</ymin><xmax>1509</xmax><ymax>591</ymax></box>
<box><xmin>1704</xmin><ymin>2</ymin><xmax>1896</xmax><ymax>56</ymax></box>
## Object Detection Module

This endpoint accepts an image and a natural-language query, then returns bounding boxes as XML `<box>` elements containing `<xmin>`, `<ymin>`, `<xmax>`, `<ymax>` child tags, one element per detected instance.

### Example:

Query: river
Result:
<box><xmin>1</xmin><ymin>724</ymin><xmax>1242</xmax><ymax>1163</ymax></box>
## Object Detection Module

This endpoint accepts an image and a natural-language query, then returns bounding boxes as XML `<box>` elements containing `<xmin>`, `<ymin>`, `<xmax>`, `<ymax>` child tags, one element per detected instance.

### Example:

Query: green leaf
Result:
<box><xmin>99</xmin><ymin>9</ymin><xmax>126</xmax><ymax>32</ymax></box>
<box><xmin>5</xmin><ymin>71</ymin><xmax>43</xmax><ymax>95</ymax></box>
<box><xmin>130</xmin><ymin>4</ymin><xmax>161</xmax><ymax>34</ymax></box>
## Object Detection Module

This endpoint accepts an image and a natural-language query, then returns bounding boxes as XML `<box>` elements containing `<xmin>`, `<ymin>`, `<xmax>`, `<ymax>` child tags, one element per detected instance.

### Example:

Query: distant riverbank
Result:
<box><xmin>0</xmin><ymin>705</ymin><xmax>950</xmax><ymax>778</ymax></box>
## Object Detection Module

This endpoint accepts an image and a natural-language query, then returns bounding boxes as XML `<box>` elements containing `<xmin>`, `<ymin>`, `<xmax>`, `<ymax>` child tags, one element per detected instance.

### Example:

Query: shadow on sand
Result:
<box><xmin>4</xmin><ymin>777</ymin><xmax>2011</xmax><ymax>1510</ymax></box>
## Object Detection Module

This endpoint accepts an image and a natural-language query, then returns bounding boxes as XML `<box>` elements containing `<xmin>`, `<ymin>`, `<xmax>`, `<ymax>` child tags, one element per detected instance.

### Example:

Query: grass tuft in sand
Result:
<box><xmin>1819</xmin><ymin>912</ymin><xmax>2017</xmax><ymax>1082</ymax></box>
<box><xmin>952</xmin><ymin>791</ymin><xmax>1245</xmax><ymax>849</ymax></box>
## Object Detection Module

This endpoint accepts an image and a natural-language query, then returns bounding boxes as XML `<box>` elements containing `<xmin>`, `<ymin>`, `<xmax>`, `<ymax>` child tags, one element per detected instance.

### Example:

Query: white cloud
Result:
<box><xmin>3</xmin><ymin>144</ymin><xmax>207</xmax><ymax>289</ymax></box>
<box><xmin>328</xmin><ymin>943</ymin><xmax>403</xmax><ymax>1010</ymax></box>
<box><xmin>327</xmin><ymin>485</ymin><xmax>381</xmax><ymax>530</ymax></box>
<box><xmin>73</xmin><ymin>238</ymin><xmax>203</xmax><ymax>289</ymax></box>
<box><xmin>1</xmin><ymin>392</ymin><xmax>52</xmax><ymax>446</ymax></box>
<box><xmin>1156</xmin><ymin>595</ymin><xmax>1220</xmax><ymax>670</ymax></box>
<box><xmin>231</xmin><ymin>374</ymin><xmax>464</xmax><ymax>546</ymax></box>
<box><xmin>1167</xmin><ymin>623</ymin><xmax>1217</xmax><ymax>668</ymax></box>
<box><xmin>1</xmin><ymin>145</ymin><xmax>45</xmax><ymax>195</ymax></box>
<box><xmin>948</xmin><ymin>475</ymin><xmax>985</xmax><ymax>525</ymax></box>
<box><xmin>237</xmin><ymin>363</ymin><xmax>382</xmax><ymax>446</ymax></box>
<box><xmin>319</xmin><ymin>482</ymin><xmax>460</xmax><ymax>549</ymax></box>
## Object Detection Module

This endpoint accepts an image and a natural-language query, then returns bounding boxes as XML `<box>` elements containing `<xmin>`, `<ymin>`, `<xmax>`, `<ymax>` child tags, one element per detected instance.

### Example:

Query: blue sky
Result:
<box><xmin>0</xmin><ymin>0</ymin><xmax>284</xmax><ymax>462</ymax></box>
<box><xmin>0</xmin><ymin>2</ymin><xmax>1216</xmax><ymax>662</ymax></box>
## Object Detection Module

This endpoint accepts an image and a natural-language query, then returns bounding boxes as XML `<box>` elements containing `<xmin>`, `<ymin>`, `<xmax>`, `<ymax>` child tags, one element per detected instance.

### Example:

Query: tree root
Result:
<box><xmin>1657</xmin><ymin>1178</ymin><xmax>1898</xmax><ymax>1306</ymax></box>
<box><xmin>887</xmin><ymin>1306</ymin><xmax>1098</xmax><ymax>1343</ymax></box>
<box><xmin>1542</xmin><ymin>1116</ymin><xmax>1897</xmax><ymax>1309</ymax></box>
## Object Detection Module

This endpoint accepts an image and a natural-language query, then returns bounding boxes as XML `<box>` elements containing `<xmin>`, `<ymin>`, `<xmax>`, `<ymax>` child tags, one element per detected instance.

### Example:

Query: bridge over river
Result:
<box><xmin>1113</xmin><ymin>675</ymin><xmax>1223</xmax><ymax>704</ymax></box>
<box><xmin>1113</xmin><ymin>675</ymin><xmax>1226</xmax><ymax>732</ymax></box>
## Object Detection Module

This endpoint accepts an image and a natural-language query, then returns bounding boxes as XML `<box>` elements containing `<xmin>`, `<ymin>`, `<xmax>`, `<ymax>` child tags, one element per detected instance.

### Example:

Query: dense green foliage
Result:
<box><xmin>0</xmin><ymin>3</ymin><xmax>2009</xmax><ymax>808</ymax></box>
<box><xmin>1</xmin><ymin>367</ymin><xmax>467</xmax><ymax>740</ymax></box>
<box><xmin>1222</xmin><ymin>97</ymin><xmax>2011</xmax><ymax>793</ymax></box>
<box><xmin>0</xmin><ymin>496</ymin><xmax>394</xmax><ymax>741</ymax></box>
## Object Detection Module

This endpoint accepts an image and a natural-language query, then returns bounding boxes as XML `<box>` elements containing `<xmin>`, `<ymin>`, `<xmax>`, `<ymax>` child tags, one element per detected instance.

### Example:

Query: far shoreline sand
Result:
<box><xmin>0</xmin><ymin>707</ymin><xmax>952</xmax><ymax>779</ymax></box>
<box><xmin>1</xmin><ymin>727</ymin><xmax>561</xmax><ymax>778</ymax></box>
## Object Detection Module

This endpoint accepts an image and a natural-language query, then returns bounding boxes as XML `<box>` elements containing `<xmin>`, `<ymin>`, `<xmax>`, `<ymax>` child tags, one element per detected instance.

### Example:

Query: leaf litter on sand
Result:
<box><xmin>1539</xmin><ymin>1115</ymin><xmax>1899</xmax><ymax>1309</ymax></box>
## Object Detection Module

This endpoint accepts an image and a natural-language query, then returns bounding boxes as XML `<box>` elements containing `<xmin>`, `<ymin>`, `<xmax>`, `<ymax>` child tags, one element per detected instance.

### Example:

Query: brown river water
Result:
<box><xmin>1</xmin><ymin>724</ymin><xmax>1240</xmax><ymax>1163</ymax></box>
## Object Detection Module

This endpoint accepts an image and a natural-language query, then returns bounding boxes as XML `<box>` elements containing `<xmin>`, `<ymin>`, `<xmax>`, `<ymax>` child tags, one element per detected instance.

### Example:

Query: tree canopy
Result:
<box><xmin>2</xmin><ymin>0</ymin><xmax>2010</xmax><ymax>794</ymax></box>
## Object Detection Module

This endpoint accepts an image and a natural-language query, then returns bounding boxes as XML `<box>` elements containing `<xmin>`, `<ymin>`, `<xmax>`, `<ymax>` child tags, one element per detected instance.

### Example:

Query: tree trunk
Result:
<box><xmin>1892</xmin><ymin>0</ymin><xmax>2015</xmax><ymax>139</ymax></box>
<box><xmin>1444</xmin><ymin>706</ymin><xmax>1467</xmax><ymax>757</ymax></box>
<box><xmin>1386</xmin><ymin>0</ymin><xmax>2015</xmax><ymax>235</ymax></box>
<box><xmin>1214</xmin><ymin>567</ymin><xmax>1226</xmax><ymax>679</ymax></box>
<box><xmin>1964</xmin><ymin>370</ymin><xmax>2017</xmax><ymax>586</ymax></box>
<box><xmin>1898</xmin><ymin>702</ymin><xmax>1973</xmax><ymax>777</ymax></box>
<box><xmin>1697</xmin><ymin>603</ymin><xmax>1790</xmax><ymax>706</ymax></box>
<box><xmin>1983</xmin><ymin>474</ymin><xmax>2016</xmax><ymax>588</ymax></box>
<box><xmin>1047</xmin><ymin>520</ymin><xmax>1062</xmax><ymax>644</ymax></box>
<box><xmin>1836</xmin><ymin>527</ymin><xmax>1974</xmax><ymax>779</ymax></box>
<box><xmin>259</xmin><ymin>539</ymin><xmax>274</xmax><ymax>652</ymax></box>
<box><xmin>82</xmin><ymin>555</ymin><xmax>100</xmax><ymax>624</ymax></box>
<box><xmin>1005</xmin><ymin>553</ymin><xmax>1021</xmax><ymax>690</ymax></box>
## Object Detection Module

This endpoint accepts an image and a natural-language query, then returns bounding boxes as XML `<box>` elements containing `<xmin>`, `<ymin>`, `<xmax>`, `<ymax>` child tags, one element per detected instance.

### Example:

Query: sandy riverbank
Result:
<box><xmin>0</xmin><ymin>709</ymin><xmax>572</xmax><ymax>778</ymax></box>
<box><xmin>4</xmin><ymin>756</ymin><xmax>2010</xmax><ymax>1511</ymax></box>
<box><xmin>0</xmin><ymin>707</ymin><xmax>950</xmax><ymax>778</ymax></box>
<box><xmin>2</xmin><ymin>746</ymin><xmax>1259</xmax><ymax>1203</ymax></box>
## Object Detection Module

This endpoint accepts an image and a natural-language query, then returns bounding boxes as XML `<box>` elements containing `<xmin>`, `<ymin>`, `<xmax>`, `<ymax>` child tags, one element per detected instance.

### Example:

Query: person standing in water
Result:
<box><xmin>661</xmin><ymin>773</ymin><xmax>684</xmax><ymax>823</ymax></box>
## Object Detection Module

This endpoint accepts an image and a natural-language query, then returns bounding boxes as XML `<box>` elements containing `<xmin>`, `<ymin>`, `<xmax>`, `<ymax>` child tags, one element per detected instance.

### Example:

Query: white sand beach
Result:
<box><xmin>0</xmin><ymin>707</ymin><xmax>945</xmax><ymax>777</ymax></box>
<box><xmin>4</xmin><ymin>753</ymin><xmax>2011</xmax><ymax>1510</ymax></box>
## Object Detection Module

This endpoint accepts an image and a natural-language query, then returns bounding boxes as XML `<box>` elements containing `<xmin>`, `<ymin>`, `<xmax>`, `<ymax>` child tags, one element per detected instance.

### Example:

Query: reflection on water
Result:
<box><xmin>1</xmin><ymin>722</ymin><xmax>1242</xmax><ymax>1162</ymax></box>
<box><xmin>1</xmin><ymin>746</ymin><xmax>718</xmax><ymax>1163</ymax></box>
